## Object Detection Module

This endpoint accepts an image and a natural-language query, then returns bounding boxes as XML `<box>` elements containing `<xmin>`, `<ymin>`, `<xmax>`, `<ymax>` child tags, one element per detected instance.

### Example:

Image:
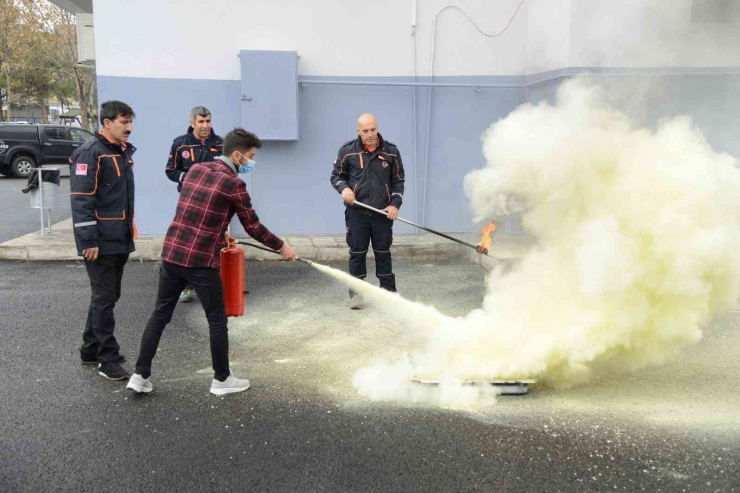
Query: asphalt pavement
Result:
<box><xmin>0</xmin><ymin>168</ymin><xmax>72</xmax><ymax>244</ymax></box>
<box><xmin>0</xmin><ymin>258</ymin><xmax>738</xmax><ymax>492</ymax></box>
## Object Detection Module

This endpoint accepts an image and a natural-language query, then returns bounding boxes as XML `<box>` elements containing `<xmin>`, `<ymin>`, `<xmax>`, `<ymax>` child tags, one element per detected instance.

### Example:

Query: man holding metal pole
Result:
<box><xmin>165</xmin><ymin>106</ymin><xmax>225</xmax><ymax>303</ymax></box>
<box><xmin>330</xmin><ymin>114</ymin><xmax>405</xmax><ymax>309</ymax></box>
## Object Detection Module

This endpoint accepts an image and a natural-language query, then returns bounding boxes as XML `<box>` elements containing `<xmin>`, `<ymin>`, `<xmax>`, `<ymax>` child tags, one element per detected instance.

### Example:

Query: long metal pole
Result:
<box><xmin>352</xmin><ymin>200</ymin><xmax>496</xmax><ymax>258</ymax></box>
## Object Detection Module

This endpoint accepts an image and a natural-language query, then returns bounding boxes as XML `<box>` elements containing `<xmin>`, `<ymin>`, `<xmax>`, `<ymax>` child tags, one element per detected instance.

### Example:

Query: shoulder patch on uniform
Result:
<box><xmin>76</xmin><ymin>164</ymin><xmax>88</xmax><ymax>175</ymax></box>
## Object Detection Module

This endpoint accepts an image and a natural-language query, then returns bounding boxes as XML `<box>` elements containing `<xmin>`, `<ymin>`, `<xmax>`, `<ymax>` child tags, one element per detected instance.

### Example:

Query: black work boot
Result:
<box><xmin>98</xmin><ymin>362</ymin><xmax>129</xmax><ymax>381</ymax></box>
<box><xmin>81</xmin><ymin>352</ymin><xmax>126</xmax><ymax>366</ymax></box>
<box><xmin>378</xmin><ymin>274</ymin><xmax>397</xmax><ymax>293</ymax></box>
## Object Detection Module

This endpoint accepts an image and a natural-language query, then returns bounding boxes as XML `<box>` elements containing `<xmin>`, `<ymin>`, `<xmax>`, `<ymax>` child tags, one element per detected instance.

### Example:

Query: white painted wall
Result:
<box><xmin>525</xmin><ymin>0</ymin><xmax>572</xmax><ymax>74</ymax></box>
<box><xmin>413</xmin><ymin>0</ymin><xmax>529</xmax><ymax>76</ymax></box>
<box><xmin>93</xmin><ymin>0</ymin><xmax>740</xmax><ymax>80</ymax></box>
<box><xmin>92</xmin><ymin>0</ymin><xmax>530</xmax><ymax>79</ymax></box>
<box><xmin>569</xmin><ymin>0</ymin><xmax>740</xmax><ymax>68</ymax></box>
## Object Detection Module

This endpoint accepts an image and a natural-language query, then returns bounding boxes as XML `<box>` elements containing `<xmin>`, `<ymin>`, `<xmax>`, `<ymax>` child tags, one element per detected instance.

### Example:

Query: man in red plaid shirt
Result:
<box><xmin>128</xmin><ymin>128</ymin><xmax>296</xmax><ymax>396</ymax></box>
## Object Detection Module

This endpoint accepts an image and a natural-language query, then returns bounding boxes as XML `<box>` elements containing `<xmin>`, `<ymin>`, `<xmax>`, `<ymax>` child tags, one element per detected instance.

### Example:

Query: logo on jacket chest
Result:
<box><xmin>182</xmin><ymin>150</ymin><xmax>191</xmax><ymax>159</ymax></box>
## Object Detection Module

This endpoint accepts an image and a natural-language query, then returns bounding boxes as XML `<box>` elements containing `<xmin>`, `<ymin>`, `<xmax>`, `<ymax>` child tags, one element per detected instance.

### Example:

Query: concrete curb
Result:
<box><xmin>0</xmin><ymin>219</ymin><xmax>536</xmax><ymax>266</ymax></box>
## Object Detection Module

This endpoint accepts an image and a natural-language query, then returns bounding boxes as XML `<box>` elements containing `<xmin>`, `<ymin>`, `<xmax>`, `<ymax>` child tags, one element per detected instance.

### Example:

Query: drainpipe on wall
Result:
<box><xmin>421</xmin><ymin>11</ymin><xmax>440</xmax><ymax>230</ymax></box>
<box><xmin>411</xmin><ymin>0</ymin><xmax>420</xmax><ymax>231</ymax></box>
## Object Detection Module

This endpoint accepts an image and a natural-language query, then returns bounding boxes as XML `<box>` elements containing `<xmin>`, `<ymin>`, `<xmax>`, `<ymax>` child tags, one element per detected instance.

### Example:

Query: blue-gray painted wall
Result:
<box><xmin>97</xmin><ymin>70</ymin><xmax>740</xmax><ymax>236</ymax></box>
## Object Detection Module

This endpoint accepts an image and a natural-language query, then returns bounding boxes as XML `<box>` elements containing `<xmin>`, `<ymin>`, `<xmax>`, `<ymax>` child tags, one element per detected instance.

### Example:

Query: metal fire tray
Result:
<box><xmin>404</xmin><ymin>353</ymin><xmax>535</xmax><ymax>395</ymax></box>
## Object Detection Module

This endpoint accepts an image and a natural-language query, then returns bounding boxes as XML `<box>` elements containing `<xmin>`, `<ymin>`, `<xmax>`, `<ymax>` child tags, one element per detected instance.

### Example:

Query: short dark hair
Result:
<box><xmin>190</xmin><ymin>106</ymin><xmax>211</xmax><ymax>121</ymax></box>
<box><xmin>223</xmin><ymin>128</ymin><xmax>262</xmax><ymax>155</ymax></box>
<box><xmin>99</xmin><ymin>100</ymin><xmax>135</xmax><ymax>125</ymax></box>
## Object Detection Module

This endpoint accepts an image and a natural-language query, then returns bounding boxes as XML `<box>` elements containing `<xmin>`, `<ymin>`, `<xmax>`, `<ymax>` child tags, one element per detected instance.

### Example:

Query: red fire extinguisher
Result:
<box><xmin>220</xmin><ymin>239</ymin><xmax>246</xmax><ymax>317</ymax></box>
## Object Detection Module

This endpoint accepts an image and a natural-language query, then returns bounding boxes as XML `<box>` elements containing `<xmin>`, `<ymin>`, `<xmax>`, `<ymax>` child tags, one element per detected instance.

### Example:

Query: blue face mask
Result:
<box><xmin>236</xmin><ymin>153</ymin><xmax>256</xmax><ymax>174</ymax></box>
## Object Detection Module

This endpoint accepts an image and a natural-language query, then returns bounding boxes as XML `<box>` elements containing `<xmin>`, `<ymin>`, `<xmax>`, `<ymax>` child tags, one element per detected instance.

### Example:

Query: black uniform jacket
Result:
<box><xmin>330</xmin><ymin>133</ymin><xmax>405</xmax><ymax>210</ymax></box>
<box><xmin>70</xmin><ymin>132</ymin><xmax>136</xmax><ymax>256</ymax></box>
<box><xmin>166</xmin><ymin>127</ymin><xmax>223</xmax><ymax>191</ymax></box>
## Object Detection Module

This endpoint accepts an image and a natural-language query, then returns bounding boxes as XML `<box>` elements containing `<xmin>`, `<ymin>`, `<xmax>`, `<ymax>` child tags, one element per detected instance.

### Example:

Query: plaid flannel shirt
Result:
<box><xmin>161</xmin><ymin>160</ymin><xmax>283</xmax><ymax>269</ymax></box>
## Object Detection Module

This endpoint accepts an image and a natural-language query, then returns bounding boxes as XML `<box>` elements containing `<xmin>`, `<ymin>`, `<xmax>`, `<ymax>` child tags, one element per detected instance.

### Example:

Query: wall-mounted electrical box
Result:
<box><xmin>239</xmin><ymin>50</ymin><xmax>299</xmax><ymax>140</ymax></box>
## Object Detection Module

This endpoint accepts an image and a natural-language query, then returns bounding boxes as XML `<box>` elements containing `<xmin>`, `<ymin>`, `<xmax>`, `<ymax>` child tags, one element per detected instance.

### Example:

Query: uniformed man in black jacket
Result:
<box><xmin>70</xmin><ymin>100</ymin><xmax>136</xmax><ymax>381</ymax></box>
<box><xmin>330</xmin><ymin>113</ymin><xmax>405</xmax><ymax>309</ymax></box>
<box><xmin>165</xmin><ymin>106</ymin><xmax>224</xmax><ymax>192</ymax></box>
<box><xmin>165</xmin><ymin>106</ymin><xmax>224</xmax><ymax>303</ymax></box>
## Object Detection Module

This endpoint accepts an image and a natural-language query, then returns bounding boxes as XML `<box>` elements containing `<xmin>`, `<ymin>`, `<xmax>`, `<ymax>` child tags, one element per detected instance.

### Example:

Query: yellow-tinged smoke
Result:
<box><xmin>341</xmin><ymin>78</ymin><xmax>740</xmax><ymax>406</ymax></box>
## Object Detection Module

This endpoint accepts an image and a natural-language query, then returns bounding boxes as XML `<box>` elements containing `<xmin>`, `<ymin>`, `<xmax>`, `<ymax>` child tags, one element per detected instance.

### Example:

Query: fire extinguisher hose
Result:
<box><xmin>236</xmin><ymin>241</ymin><xmax>313</xmax><ymax>265</ymax></box>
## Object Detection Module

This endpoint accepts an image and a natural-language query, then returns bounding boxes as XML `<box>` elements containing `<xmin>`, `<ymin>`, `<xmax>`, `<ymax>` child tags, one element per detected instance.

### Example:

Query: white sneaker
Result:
<box><xmin>210</xmin><ymin>371</ymin><xmax>250</xmax><ymax>396</ymax></box>
<box><xmin>126</xmin><ymin>373</ymin><xmax>153</xmax><ymax>394</ymax></box>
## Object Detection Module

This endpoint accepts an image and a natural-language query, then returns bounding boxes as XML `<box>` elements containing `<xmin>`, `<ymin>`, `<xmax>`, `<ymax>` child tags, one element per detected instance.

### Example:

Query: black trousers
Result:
<box><xmin>135</xmin><ymin>261</ymin><xmax>230</xmax><ymax>381</ymax></box>
<box><xmin>345</xmin><ymin>208</ymin><xmax>396</xmax><ymax>292</ymax></box>
<box><xmin>81</xmin><ymin>253</ymin><xmax>129</xmax><ymax>363</ymax></box>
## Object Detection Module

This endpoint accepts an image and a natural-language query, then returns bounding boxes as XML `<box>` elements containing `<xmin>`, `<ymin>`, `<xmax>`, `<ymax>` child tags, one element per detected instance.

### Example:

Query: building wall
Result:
<box><xmin>569</xmin><ymin>0</ymin><xmax>740</xmax><ymax>68</ymax></box>
<box><xmin>526</xmin><ymin>0</ymin><xmax>572</xmax><ymax>74</ymax></box>
<box><xmin>92</xmin><ymin>0</ymin><xmax>740</xmax><ymax>235</ymax></box>
<box><xmin>93</xmin><ymin>0</ymin><xmax>531</xmax><ymax>79</ymax></box>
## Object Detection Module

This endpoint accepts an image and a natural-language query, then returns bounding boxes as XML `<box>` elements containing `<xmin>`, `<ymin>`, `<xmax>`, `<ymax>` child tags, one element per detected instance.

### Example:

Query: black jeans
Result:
<box><xmin>81</xmin><ymin>253</ymin><xmax>129</xmax><ymax>363</ymax></box>
<box><xmin>135</xmin><ymin>261</ymin><xmax>230</xmax><ymax>380</ymax></box>
<box><xmin>345</xmin><ymin>208</ymin><xmax>396</xmax><ymax>292</ymax></box>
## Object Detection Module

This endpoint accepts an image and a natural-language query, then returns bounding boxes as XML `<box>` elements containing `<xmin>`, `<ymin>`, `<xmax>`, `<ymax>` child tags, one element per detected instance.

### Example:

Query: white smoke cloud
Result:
<box><xmin>344</xmin><ymin>77</ymin><xmax>740</xmax><ymax>406</ymax></box>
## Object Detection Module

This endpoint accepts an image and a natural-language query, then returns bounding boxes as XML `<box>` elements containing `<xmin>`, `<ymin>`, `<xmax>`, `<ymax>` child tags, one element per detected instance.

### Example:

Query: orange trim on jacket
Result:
<box><xmin>70</xmin><ymin>154</ymin><xmax>123</xmax><ymax>196</ymax></box>
<box><xmin>166</xmin><ymin>144</ymin><xmax>201</xmax><ymax>170</ymax></box>
<box><xmin>95</xmin><ymin>209</ymin><xmax>126</xmax><ymax>220</ymax></box>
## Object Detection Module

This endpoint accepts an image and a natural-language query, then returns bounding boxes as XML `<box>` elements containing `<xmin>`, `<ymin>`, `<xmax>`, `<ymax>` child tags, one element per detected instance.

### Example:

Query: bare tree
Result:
<box><xmin>19</xmin><ymin>0</ymin><xmax>97</xmax><ymax>130</ymax></box>
<box><xmin>0</xmin><ymin>1</ymin><xmax>24</xmax><ymax>122</ymax></box>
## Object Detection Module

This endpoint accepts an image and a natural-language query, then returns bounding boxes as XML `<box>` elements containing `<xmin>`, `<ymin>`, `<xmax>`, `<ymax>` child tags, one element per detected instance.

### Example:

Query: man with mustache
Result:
<box><xmin>165</xmin><ymin>106</ymin><xmax>224</xmax><ymax>303</ymax></box>
<box><xmin>71</xmin><ymin>100</ymin><xmax>137</xmax><ymax>381</ymax></box>
<box><xmin>330</xmin><ymin>113</ymin><xmax>406</xmax><ymax>309</ymax></box>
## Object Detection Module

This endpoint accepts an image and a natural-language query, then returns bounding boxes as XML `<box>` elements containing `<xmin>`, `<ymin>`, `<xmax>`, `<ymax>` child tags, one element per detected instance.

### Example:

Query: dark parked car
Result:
<box><xmin>0</xmin><ymin>124</ymin><xmax>95</xmax><ymax>178</ymax></box>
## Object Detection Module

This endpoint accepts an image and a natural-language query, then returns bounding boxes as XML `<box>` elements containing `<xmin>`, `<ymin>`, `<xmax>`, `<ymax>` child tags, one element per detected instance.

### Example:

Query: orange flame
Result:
<box><xmin>477</xmin><ymin>221</ymin><xmax>498</xmax><ymax>251</ymax></box>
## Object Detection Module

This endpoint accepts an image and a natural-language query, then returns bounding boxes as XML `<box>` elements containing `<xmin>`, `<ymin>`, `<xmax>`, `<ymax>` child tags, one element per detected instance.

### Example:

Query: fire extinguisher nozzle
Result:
<box><xmin>297</xmin><ymin>258</ymin><xmax>312</xmax><ymax>265</ymax></box>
